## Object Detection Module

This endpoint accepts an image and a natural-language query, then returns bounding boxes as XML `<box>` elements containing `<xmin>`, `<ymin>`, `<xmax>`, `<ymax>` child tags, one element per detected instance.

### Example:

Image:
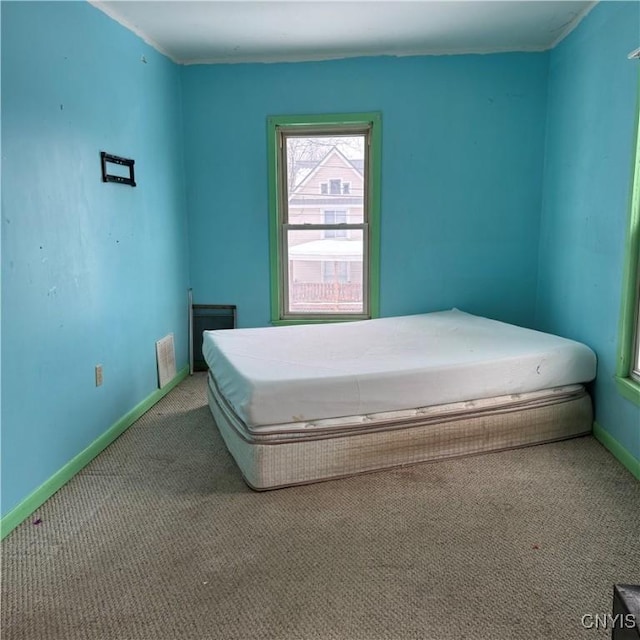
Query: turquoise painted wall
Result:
<box><xmin>182</xmin><ymin>53</ymin><xmax>549</xmax><ymax>328</ymax></box>
<box><xmin>536</xmin><ymin>2</ymin><xmax>640</xmax><ymax>460</ymax></box>
<box><xmin>1</xmin><ymin>2</ymin><xmax>189</xmax><ymax>517</ymax></box>
<box><xmin>3</xmin><ymin>0</ymin><xmax>637</xmax><ymax>521</ymax></box>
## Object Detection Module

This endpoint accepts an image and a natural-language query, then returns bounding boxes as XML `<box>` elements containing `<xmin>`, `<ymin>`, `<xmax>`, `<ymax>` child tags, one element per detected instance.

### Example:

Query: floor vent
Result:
<box><xmin>156</xmin><ymin>334</ymin><xmax>176</xmax><ymax>389</ymax></box>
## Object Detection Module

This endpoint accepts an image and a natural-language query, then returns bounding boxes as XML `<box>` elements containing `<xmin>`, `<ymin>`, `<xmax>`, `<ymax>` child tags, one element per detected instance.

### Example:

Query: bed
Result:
<box><xmin>203</xmin><ymin>309</ymin><xmax>597</xmax><ymax>489</ymax></box>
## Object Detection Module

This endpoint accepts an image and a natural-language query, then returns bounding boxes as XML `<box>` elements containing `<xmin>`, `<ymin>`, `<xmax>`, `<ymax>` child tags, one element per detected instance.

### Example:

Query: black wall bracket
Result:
<box><xmin>100</xmin><ymin>151</ymin><xmax>136</xmax><ymax>187</ymax></box>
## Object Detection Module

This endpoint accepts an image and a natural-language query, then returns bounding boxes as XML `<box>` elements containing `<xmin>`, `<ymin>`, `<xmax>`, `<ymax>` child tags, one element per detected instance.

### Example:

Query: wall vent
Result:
<box><xmin>156</xmin><ymin>334</ymin><xmax>176</xmax><ymax>389</ymax></box>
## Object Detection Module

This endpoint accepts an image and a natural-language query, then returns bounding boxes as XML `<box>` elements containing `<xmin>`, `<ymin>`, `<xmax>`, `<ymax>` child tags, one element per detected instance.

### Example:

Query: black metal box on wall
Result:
<box><xmin>189</xmin><ymin>304</ymin><xmax>236</xmax><ymax>373</ymax></box>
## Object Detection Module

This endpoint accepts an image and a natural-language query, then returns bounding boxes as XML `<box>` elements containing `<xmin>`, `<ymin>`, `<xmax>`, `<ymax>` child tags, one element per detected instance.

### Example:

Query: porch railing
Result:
<box><xmin>290</xmin><ymin>282</ymin><xmax>362</xmax><ymax>303</ymax></box>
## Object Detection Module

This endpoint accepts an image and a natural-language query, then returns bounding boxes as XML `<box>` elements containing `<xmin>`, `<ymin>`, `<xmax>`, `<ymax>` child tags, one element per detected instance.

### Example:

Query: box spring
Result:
<box><xmin>206</xmin><ymin>372</ymin><xmax>593</xmax><ymax>490</ymax></box>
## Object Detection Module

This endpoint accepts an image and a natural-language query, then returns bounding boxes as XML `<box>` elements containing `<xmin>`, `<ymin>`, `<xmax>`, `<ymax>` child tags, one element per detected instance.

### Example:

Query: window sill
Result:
<box><xmin>614</xmin><ymin>375</ymin><xmax>640</xmax><ymax>406</ymax></box>
<box><xmin>271</xmin><ymin>316</ymin><xmax>369</xmax><ymax>327</ymax></box>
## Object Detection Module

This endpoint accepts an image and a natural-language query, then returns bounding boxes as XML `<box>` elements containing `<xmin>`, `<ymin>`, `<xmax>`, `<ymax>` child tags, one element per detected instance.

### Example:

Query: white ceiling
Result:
<box><xmin>91</xmin><ymin>0</ymin><xmax>597</xmax><ymax>65</ymax></box>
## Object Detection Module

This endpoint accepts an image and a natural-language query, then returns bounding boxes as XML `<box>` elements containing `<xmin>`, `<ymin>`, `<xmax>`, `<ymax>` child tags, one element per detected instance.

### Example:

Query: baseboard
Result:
<box><xmin>593</xmin><ymin>421</ymin><xmax>640</xmax><ymax>481</ymax></box>
<box><xmin>0</xmin><ymin>365</ymin><xmax>189</xmax><ymax>540</ymax></box>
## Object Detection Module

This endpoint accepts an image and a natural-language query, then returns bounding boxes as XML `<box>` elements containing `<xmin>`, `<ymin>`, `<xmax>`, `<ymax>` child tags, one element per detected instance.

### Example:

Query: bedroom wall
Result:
<box><xmin>1</xmin><ymin>2</ymin><xmax>189</xmax><ymax>518</ymax></box>
<box><xmin>181</xmin><ymin>53</ymin><xmax>549</xmax><ymax>328</ymax></box>
<box><xmin>535</xmin><ymin>1</ymin><xmax>640</xmax><ymax>461</ymax></box>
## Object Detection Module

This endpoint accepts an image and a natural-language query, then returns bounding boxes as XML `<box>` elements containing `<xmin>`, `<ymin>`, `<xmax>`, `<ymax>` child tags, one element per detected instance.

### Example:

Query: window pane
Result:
<box><xmin>275</xmin><ymin>123</ymin><xmax>376</xmax><ymax>321</ymax></box>
<box><xmin>287</xmin><ymin>229</ymin><xmax>364</xmax><ymax>315</ymax></box>
<box><xmin>285</xmin><ymin>135</ymin><xmax>365</xmax><ymax>225</ymax></box>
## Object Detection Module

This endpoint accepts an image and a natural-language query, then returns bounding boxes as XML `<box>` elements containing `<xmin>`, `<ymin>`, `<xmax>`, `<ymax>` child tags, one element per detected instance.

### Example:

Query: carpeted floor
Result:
<box><xmin>2</xmin><ymin>373</ymin><xmax>639</xmax><ymax>640</ymax></box>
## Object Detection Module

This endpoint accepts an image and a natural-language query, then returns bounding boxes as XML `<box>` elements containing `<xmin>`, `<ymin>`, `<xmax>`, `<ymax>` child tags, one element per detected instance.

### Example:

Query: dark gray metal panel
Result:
<box><xmin>192</xmin><ymin>305</ymin><xmax>236</xmax><ymax>372</ymax></box>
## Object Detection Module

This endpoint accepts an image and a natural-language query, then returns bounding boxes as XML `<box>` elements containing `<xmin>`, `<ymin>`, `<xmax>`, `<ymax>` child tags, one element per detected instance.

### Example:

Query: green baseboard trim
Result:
<box><xmin>593</xmin><ymin>421</ymin><xmax>640</xmax><ymax>481</ymax></box>
<box><xmin>1</xmin><ymin>365</ymin><xmax>189</xmax><ymax>540</ymax></box>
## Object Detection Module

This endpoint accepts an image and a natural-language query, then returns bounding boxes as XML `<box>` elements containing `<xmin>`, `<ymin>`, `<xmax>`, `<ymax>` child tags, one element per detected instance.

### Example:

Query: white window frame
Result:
<box><xmin>276</xmin><ymin>126</ymin><xmax>369</xmax><ymax>320</ymax></box>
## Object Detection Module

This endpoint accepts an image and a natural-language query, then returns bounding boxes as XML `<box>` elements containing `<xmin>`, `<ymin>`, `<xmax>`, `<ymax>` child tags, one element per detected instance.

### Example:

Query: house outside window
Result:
<box><xmin>267</xmin><ymin>113</ymin><xmax>381</xmax><ymax>323</ymax></box>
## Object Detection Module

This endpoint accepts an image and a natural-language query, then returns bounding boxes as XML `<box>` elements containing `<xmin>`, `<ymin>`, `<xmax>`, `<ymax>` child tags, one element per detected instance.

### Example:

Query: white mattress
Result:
<box><xmin>202</xmin><ymin>309</ymin><xmax>596</xmax><ymax>429</ymax></box>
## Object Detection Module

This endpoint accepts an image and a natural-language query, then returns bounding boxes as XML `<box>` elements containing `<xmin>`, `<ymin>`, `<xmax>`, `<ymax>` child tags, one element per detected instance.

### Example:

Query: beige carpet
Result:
<box><xmin>2</xmin><ymin>373</ymin><xmax>639</xmax><ymax>640</ymax></box>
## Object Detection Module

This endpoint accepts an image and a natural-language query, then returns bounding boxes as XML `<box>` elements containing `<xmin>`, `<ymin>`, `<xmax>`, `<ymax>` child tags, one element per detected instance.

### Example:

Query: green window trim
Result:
<box><xmin>615</xmin><ymin>76</ymin><xmax>640</xmax><ymax>406</ymax></box>
<box><xmin>267</xmin><ymin>112</ymin><xmax>381</xmax><ymax>325</ymax></box>
<box><xmin>615</xmin><ymin>375</ymin><xmax>640</xmax><ymax>405</ymax></box>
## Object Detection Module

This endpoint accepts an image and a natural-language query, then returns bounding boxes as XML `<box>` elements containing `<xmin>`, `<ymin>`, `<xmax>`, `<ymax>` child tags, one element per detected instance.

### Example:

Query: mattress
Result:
<box><xmin>202</xmin><ymin>309</ymin><xmax>596</xmax><ymax>429</ymax></box>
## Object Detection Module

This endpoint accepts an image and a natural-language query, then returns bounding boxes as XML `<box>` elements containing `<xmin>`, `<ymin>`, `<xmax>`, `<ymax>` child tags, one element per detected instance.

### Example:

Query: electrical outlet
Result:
<box><xmin>95</xmin><ymin>365</ymin><xmax>103</xmax><ymax>387</ymax></box>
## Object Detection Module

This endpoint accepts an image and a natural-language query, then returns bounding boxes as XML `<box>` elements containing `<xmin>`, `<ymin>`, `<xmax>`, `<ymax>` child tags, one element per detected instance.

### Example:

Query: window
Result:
<box><xmin>323</xmin><ymin>210</ymin><xmax>348</xmax><ymax>238</ymax></box>
<box><xmin>321</xmin><ymin>180</ymin><xmax>350</xmax><ymax>196</ymax></box>
<box><xmin>322</xmin><ymin>260</ymin><xmax>349</xmax><ymax>283</ymax></box>
<box><xmin>268</xmin><ymin>113</ymin><xmax>381</xmax><ymax>323</ymax></box>
<box><xmin>615</xmin><ymin>104</ymin><xmax>640</xmax><ymax>404</ymax></box>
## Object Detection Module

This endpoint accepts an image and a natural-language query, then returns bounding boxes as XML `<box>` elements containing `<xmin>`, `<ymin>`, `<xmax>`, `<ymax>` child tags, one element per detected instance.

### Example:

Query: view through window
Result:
<box><xmin>280</xmin><ymin>129</ymin><xmax>369</xmax><ymax>317</ymax></box>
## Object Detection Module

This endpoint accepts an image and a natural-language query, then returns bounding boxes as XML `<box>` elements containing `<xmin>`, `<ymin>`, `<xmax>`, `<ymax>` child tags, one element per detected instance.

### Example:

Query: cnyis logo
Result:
<box><xmin>580</xmin><ymin>613</ymin><xmax>637</xmax><ymax>630</ymax></box>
